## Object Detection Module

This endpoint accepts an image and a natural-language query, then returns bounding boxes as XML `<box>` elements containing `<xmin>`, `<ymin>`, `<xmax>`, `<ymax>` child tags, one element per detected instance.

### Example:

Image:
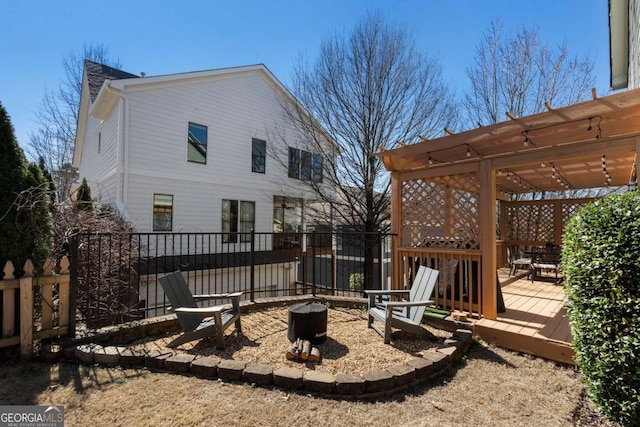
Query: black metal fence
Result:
<box><xmin>72</xmin><ymin>230</ymin><xmax>394</xmax><ymax>328</ymax></box>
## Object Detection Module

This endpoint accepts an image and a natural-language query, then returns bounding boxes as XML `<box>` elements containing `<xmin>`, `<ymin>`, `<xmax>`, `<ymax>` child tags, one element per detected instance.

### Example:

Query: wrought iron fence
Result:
<box><xmin>72</xmin><ymin>230</ymin><xmax>394</xmax><ymax>328</ymax></box>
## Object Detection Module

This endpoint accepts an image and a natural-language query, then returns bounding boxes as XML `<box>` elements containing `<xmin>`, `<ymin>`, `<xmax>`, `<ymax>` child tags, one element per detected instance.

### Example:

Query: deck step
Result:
<box><xmin>474</xmin><ymin>322</ymin><xmax>575</xmax><ymax>365</ymax></box>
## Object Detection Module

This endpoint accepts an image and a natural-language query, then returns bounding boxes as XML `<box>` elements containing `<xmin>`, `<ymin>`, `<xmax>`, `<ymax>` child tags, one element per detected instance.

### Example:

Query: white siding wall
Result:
<box><xmin>77</xmin><ymin>105</ymin><xmax>120</xmax><ymax>206</ymax></box>
<box><xmin>123</xmin><ymin>71</ymin><xmax>314</xmax><ymax>232</ymax></box>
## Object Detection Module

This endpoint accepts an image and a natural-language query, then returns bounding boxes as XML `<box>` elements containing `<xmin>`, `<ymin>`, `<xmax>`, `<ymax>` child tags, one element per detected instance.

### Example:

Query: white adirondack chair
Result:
<box><xmin>159</xmin><ymin>271</ymin><xmax>242</xmax><ymax>349</ymax></box>
<box><xmin>365</xmin><ymin>266</ymin><xmax>439</xmax><ymax>344</ymax></box>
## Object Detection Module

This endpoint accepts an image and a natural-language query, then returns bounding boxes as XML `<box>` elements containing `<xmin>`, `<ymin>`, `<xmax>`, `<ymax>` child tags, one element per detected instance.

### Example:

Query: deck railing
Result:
<box><xmin>0</xmin><ymin>258</ymin><xmax>71</xmax><ymax>360</ymax></box>
<box><xmin>397</xmin><ymin>247</ymin><xmax>482</xmax><ymax>316</ymax></box>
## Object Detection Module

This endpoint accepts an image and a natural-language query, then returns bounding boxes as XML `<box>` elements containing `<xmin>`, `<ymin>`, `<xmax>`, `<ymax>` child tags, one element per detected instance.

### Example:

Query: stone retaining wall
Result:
<box><xmin>45</xmin><ymin>297</ymin><xmax>474</xmax><ymax>398</ymax></box>
<box><xmin>51</xmin><ymin>328</ymin><xmax>472</xmax><ymax>398</ymax></box>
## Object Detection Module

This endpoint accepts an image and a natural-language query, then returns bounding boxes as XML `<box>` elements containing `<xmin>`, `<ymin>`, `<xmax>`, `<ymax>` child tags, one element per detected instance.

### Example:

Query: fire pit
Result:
<box><xmin>287</xmin><ymin>302</ymin><xmax>328</xmax><ymax>344</ymax></box>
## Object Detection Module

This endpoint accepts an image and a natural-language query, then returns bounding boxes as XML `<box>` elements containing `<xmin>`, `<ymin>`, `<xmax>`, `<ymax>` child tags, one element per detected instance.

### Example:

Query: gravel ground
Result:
<box><xmin>128</xmin><ymin>306</ymin><xmax>453</xmax><ymax>375</ymax></box>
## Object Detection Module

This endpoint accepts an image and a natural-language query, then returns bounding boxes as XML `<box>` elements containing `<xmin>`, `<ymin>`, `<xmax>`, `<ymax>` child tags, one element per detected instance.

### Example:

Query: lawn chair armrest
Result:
<box><xmin>383</xmin><ymin>299</ymin><xmax>434</xmax><ymax>308</ymax></box>
<box><xmin>366</xmin><ymin>289</ymin><xmax>411</xmax><ymax>306</ymax></box>
<box><xmin>363</xmin><ymin>289</ymin><xmax>410</xmax><ymax>302</ymax></box>
<box><xmin>364</xmin><ymin>289</ymin><xmax>409</xmax><ymax>296</ymax></box>
<box><xmin>193</xmin><ymin>291</ymin><xmax>243</xmax><ymax>300</ymax></box>
<box><xmin>174</xmin><ymin>306</ymin><xmax>227</xmax><ymax>314</ymax></box>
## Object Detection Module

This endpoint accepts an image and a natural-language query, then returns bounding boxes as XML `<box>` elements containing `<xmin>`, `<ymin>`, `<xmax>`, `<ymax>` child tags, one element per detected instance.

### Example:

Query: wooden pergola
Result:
<box><xmin>377</xmin><ymin>88</ymin><xmax>640</xmax><ymax>320</ymax></box>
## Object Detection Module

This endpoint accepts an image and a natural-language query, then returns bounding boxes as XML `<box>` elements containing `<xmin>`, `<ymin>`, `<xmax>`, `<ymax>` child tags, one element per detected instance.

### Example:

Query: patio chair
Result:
<box><xmin>158</xmin><ymin>271</ymin><xmax>242</xmax><ymax>349</ymax></box>
<box><xmin>365</xmin><ymin>265</ymin><xmax>439</xmax><ymax>344</ymax></box>
<box><xmin>530</xmin><ymin>246</ymin><xmax>561</xmax><ymax>282</ymax></box>
<box><xmin>509</xmin><ymin>245</ymin><xmax>531</xmax><ymax>277</ymax></box>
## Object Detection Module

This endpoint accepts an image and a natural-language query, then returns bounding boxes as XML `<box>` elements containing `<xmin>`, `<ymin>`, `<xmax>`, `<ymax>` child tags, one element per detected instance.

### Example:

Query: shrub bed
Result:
<box><xmin>562</xmin><ymin>190</ymin><xmax>640</xmax><ymax>426</ymax></box>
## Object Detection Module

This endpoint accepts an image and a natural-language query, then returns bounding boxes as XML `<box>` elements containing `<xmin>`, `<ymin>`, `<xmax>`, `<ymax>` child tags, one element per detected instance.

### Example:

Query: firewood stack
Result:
<box><xmin>286</xmin><ymin>338</ymin><xmax>322</xmax><ymax>363</ymax></box>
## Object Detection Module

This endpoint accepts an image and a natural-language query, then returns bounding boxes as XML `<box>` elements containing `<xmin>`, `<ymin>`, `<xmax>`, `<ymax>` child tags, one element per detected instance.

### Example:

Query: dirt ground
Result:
<box><xmin>0</xmin><ymin>306</ymin><xmax>618</xmax><ymax>426</ymax></box>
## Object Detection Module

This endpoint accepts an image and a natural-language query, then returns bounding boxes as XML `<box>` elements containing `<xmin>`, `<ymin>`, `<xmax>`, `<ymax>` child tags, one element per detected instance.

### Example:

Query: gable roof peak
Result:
<box><xmin>84</xmin><ymin>60</ymin><xmax>139</xmax><ymax>102</ymax></box>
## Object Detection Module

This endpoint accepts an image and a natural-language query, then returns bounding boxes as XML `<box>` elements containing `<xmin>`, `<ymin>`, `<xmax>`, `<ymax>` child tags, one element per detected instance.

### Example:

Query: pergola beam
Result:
<box><xmin>376</xmin><ymin>89</ymin><xmax>640</xmax><ymax>169</ymax></box>
<box><xmin>491</xmin><ymin>135</ymin><xmax>637</xmax><ymax>170</ymax></box>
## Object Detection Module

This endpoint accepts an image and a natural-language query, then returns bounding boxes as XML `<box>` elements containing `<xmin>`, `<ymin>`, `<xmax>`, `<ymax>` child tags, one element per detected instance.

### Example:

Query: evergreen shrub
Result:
<box><xmin>562</xmin><ymin>190</ymin><xmax>640</xmax><ymax>426</ymax></box>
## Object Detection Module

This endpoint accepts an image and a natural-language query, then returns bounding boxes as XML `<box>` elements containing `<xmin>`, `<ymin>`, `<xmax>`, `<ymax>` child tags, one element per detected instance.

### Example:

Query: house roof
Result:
<box><xmin>376</xmin><ymin>87</ymin><xmax>640</xmax><ymax>194</ymax></box>
<box><xmin>84</xmin><ymin>60</ymin><xmax>139</xmax><ymax>102</ymax></box>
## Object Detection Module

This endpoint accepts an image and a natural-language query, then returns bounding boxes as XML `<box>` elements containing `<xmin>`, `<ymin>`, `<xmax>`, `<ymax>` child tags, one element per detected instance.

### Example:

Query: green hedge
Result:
<box><xmin>562</xmin><ymin>190</ymin><xmax>640</xmax><ymax>426</ymax></box>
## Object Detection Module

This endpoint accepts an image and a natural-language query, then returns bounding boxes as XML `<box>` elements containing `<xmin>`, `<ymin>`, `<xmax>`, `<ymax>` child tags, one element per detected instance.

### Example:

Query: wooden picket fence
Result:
<box><xmin>0</xmin><ymin>257</ymin><xmax>71</xmax><ymax>360</ymax></box>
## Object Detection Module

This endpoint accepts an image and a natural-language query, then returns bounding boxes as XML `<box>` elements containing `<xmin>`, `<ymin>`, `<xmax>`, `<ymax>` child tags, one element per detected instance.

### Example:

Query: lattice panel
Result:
<box><xmin>506</xmin><ymin>203</ymin><xmax>555</xmax><ymax>242</ymax></box>
<box><xmin>401</xmin><ymin>173</ymin><xmax>479</xmax><ymax>249</ymax></box>
<box><xmin>505</xmin><ymin>199</ymin><xmax>596</xmax><ymax>243</ymax></box>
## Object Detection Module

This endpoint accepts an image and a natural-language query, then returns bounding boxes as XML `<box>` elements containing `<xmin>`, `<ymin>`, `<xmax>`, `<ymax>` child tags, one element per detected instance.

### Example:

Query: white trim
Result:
<box><xmin>610</xmin><ymin>0</ymin><xmax>630</xmax><ymax>90</ymax></box>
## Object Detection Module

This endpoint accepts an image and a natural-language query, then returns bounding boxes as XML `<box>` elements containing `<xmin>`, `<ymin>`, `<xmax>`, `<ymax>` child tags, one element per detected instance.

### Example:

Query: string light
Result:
<box><xmin>520</xmin><ymin>115</ymin><xmax>601</xmax><ymax>151</ymax></box>
<box><xmin>548</xmin><ymin>162</ymin><xmax>572</xmax><ymax>190</ymax></box>
<box><xmin>601</xmin><ymin>154</ymin><xmax>610</xmax><ymax>185</ymax></box>
<box><xmin>500</xmin><ymin>168</ymin><xmax>539</xmax><ymax>193</ymax></box>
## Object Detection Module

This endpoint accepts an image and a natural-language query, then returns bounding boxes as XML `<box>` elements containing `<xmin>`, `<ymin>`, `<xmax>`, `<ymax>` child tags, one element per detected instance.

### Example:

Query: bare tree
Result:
<box><xmin>465</xmin><ymin>21</ymin><xmax>605</xmax><ymax>201</ymax></box>
<box><xmin>283</xmin><ymin>12</ymin><xmax>457</xmax><ymax>230</ymax></box>
<box><xmin>26</xmin><ymin>43</ymin><xmax>121</xmax><ymax>201</ymax></box>
<box><xmin>277</xmin><ymin>12</ymin><xmax>458</xmax><ymax>288</ymax></box>
<box><xmin>464</xmin><ymin>21</ymin><xmax>596</xmax><ymax>126</ymax></box>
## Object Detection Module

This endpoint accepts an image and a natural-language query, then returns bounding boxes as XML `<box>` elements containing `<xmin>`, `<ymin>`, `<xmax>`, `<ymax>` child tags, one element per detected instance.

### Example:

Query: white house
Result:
<box><xmin>73</xmin><ymin>61</ymin><xmax>333</xmax><ymax>239</ymax></box>
<box><xmin>609</xmin><ymin>0</ymin><xmax>640</xmax><ymax>90</ymax></box>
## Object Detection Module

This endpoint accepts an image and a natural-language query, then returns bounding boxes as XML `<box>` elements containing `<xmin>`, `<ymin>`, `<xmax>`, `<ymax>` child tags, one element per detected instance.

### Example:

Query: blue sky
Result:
<box><xmin>2</xmin><ymin>0</ymin><xmax>610</xmax><ymax>151</ymax></box>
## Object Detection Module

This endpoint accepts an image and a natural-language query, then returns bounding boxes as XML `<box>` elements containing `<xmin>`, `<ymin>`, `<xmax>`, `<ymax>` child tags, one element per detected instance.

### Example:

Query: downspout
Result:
<box><xmin>105</xmin><ymin>83</ymin><xmax>129</xmax><ymax>216</ymax></box>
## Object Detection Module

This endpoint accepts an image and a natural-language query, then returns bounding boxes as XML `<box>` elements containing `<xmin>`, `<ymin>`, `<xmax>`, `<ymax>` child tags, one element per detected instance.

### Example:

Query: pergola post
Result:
<box><xmin>499</xmin><ymin>201</ymin><xmax>508</xmax><ymax>268</ymax></box>
<box><xmin>390</xmin><ymin>172</ymin><xmax>402</xmax><ymax>290</ymax></box>
<box><xmin>479</xmin><ymin>159</ymin><xmax>497</xmax><ymax>319</ymax></box>
<box><xmin>554</xmin><ymin>200</ymin><xmax>564</xmax><ymax>245</ymax></box>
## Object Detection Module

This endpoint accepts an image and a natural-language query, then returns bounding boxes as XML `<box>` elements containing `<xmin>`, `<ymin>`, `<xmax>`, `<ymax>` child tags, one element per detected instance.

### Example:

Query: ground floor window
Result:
<box><xmin>153</xmin><ymin>194</ymin><xmax>173</xmax><ymax>231</ymax></box>
<box><xmin>272</xmin><ymin>196</ymin><xmax>302</xmax><ymax>233</ymax></box>
<box><xmin>222</xmin><ymin>199</ymin><xmax>255</xmax><ymax>243</ymax></box>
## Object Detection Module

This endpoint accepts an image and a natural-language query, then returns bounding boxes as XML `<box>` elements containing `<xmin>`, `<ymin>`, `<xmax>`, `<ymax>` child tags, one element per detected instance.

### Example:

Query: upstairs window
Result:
<box><xmin>153</xmin><ymin>194</ymin><xmax>173</xmax><ymax>231</ymax></box>
<box><xmin>222</xmin><ymin>199</ymin><xmax>255</xmax><ymax>243</ymax></box>
<box><xmin>252</xmin><ymin>139</ymin><xmax>266</xmax><ymax>173</ymax></box>
<box><xmin>187</xmin><ymin>122</ymin><xmax>207</xmax><ymax>164</ymax></box>
<box><xmin>288</xmin><ymin>147</ymin><xmax>323</xmax><ymax>182</ymax></box>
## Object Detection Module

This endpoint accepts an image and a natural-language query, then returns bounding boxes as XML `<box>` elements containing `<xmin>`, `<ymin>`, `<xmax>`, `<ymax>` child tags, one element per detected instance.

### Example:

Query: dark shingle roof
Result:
<box><xmin>85</xmin><ymin>60</ymin><xmax>139</xmax><ymax>102</ymax></box>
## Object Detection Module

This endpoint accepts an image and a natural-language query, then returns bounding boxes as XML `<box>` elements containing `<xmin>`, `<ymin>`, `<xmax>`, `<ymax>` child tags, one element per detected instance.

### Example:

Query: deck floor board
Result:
<box><xmin>474</xmin><ymin>269</ymin><xmax>574</xmax><ymax>364</ymax></box>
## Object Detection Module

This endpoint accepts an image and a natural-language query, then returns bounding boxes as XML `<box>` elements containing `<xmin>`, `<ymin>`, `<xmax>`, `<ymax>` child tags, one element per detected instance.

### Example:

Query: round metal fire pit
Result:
<box><xmin>287</xmin><ymin>302</ymin><xmax>328</xmax><ymax>344</ymax></box>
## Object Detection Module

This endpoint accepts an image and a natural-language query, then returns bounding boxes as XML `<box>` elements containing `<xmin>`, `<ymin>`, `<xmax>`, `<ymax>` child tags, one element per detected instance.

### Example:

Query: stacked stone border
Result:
<box><xmin>42</xmin><ymin>296</ymin><xmax>474</xmax><ymax>398</ymax></box>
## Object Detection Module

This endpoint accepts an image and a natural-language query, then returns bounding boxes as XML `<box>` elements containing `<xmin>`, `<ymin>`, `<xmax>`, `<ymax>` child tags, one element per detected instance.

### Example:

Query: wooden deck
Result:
<box><xmin>473</xmin><ymin>269</ymin><xmax>575</xmax><ymax>365</ymax></box>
